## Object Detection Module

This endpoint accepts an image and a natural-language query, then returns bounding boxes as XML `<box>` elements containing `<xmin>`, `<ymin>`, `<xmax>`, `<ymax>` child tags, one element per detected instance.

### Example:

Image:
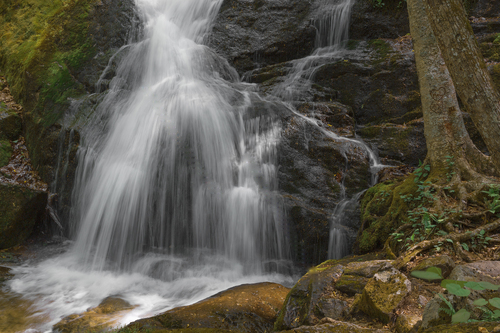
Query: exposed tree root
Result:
<box><xmin>393</xmin><ymin>219</ymin><xmax>500</xmax><ymax>269</ymax></box>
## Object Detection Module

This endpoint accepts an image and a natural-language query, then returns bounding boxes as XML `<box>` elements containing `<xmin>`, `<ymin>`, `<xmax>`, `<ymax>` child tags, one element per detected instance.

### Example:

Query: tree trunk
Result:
<box><xmin>421</xmin><ymin>0</ymin><xmax>500</xmax><ymax>171</ymax></box>
<box><xmin>407</xmin><ymin>0</ymin><xmax>497</xmax><ymax>178</ymax></box>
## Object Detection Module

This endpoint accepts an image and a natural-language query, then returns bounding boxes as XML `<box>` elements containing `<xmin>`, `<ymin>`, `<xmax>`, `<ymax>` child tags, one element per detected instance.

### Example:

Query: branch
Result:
<box><xmin>393</xmin><ymin>219</ymin><xmax>500</xmax><ymax>269</ymax></box>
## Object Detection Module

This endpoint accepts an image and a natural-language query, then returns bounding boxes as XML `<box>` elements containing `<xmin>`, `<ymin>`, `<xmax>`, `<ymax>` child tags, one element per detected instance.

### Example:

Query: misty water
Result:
<box><xmin>3</xmin><ymin>0</ymin><xmax>386</xmax><ymax>331</ymax></box>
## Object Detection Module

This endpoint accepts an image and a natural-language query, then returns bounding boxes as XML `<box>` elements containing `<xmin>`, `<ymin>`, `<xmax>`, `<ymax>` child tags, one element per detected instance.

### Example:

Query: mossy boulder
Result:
<box><xmin>355</xmin><ymin>176</ymin><xmax>419</xmax><ymax>254</ymax></box>
<box><xmin>123</xmin><ymin>283</ymin><xmax>289</xmax><ymax>333</ymax></box>
<box><xmin>357</xmin><ymin>269</ymin><xmax>411</xmax><ymax>324</ymax></box>
<box><xmin>335</xmin><ymin>260</ymin><xmax>394</xmax><ymax>296</ymax></box>
<box><xmin>0</xmin><ymin>109</ymin><xmax>22</xmax><ymax>141</ymax></box>
<box><xmin>0</xmin><ymin>182</ymin><xmax>47</xmax><ymax>249</ymax></box>
<box><xmin>54</xmin><ymin>296</ymin><xmax>136</xmax><ymax>333</ymax></box>
<box><xmin>274</xmin><ymin>264</ymin><xmax>344</xmax><ymax>330</ymax></box>
<box><xmin>275</xmin><ymin>255</ymin><xmax>390</xmax><ymax>331</ymax></box>
<box><xmin>334</xmin><ymin>274</ymin><xmax>368</xmax><ymax>296</ymax></box>
<box><xmin>411</xmin><ymin>255</ymin><xmax>456</xmax><ymax>279</ymax></box>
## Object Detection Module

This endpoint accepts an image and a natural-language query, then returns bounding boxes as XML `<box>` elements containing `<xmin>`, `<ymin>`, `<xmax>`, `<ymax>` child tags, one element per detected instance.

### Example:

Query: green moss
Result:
<box><xmin>369</xmin><ymin>39</ymin><xmax>392</xmax><ymax>65</ymax></box>
<box><xmin>0</xmin><ymin>140</ymin><xmax>12</xmax><ymax>167</ymax></box>
<box><xmin>356</xmin><ymin>177</ymin><xmax>418</xmax><ymax>253</ymax></box>
<box><xmin>0</xmin><ymin>0</ymin><xmax>97</xmax><ymax>126</ymax></box>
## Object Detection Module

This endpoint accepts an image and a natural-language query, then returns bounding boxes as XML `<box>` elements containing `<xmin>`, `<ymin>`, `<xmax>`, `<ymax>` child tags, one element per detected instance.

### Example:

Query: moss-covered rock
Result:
<box><xmin>335</xmin><ymin>260</ymin><xmax>394</xmax><ymax>296</ymax></box>
<box><xmin>357</xmin><ymin>269</ymin><xmax>411</xmax><ymax>324</ymax></box>
<box><xmin>0</xmin><ymin>109</ymin><xmax>22</xmax><ymax>141</ymax></box>
<box><xmin>0</xmin><ymin>182</ymin><xmax>47</xmax><ymax>249</ymax></box>
<box><xmin>355</xmin><ymin>176</ymin><xmax>419</xmax><ymax>254</ymax></box>
<box><xmin>395</xmin><ymin>314</ymin><xmax>420</xmax><ymax>333</ymax></box>
<box><xmin>54</xmin><ymin>296</ymin><xmax>136</xmax><ymax>333</ymax></box>
<box><xmin>274</xmin><ymin>264</ymin><xmax>344</xmax><ymax>330</ymax></box>
<box><xmin>123</xmin><ymin>283</ymin><xmax>289</xmax><ymax>333</ymax></box>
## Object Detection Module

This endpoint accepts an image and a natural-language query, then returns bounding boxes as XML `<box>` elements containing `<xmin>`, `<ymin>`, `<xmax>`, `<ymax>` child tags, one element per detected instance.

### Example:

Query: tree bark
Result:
<box><xmin>421</xmin><ymin>0</ymin><xmax>500</xmax><ymax>171</ymax></box>
<box><xmin>407</xmin><ymin>0</ymin><xmax>497</xmax><ymax>178</ymax></box>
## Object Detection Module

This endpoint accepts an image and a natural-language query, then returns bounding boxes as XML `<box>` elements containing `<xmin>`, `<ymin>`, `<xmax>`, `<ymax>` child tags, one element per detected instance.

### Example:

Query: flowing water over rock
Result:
<box><xmin>3</xmin><ymin>0</ymin><xmax>391</xmax><ymax>331</ymax></box>
<box><xmin>7</xmin><ymin>0</ymin><xmax>295</xmax><ymax>331</ymax></box>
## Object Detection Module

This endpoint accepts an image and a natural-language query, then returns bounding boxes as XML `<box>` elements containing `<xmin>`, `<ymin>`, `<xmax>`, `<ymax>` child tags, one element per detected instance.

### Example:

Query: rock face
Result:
<box><xmin>0</xmin><ymin>183</ymin><xmax>47</xmax><ymax>249</ymax></box>
<box><xmin>357</xmin><ymin>269</ymin><xmax>411</xmax><ymax>324</ymax></box>
<box><xmin>275</xmin><ymin>255</ymin><xmax>393</xmax><ymax>331</ymax></box>
<box><xmin>208</xmin><ymin>0</ymin><xmax>317</xmax><ymax>73</ymax></box>
<box><xmin>53</xmin><ymin>296</ymin><xmax>136</xmax><ymax>333</ymax></box>
<box><xmin>124</xmin><ymin>283</ymin><xmax>289</xmax><ymax>333</ymax></box>
<box><xmin>350</xmin><ymin>0</ymin><xmax>410</xmax><ymax>40</ymax></box>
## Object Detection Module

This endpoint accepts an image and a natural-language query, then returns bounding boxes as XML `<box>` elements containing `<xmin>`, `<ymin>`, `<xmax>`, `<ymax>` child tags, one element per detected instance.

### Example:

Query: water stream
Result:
<box><xmin>3</xmin><ymin>0</ymin><xmax>389</xmax><ymax>331</ymax></box>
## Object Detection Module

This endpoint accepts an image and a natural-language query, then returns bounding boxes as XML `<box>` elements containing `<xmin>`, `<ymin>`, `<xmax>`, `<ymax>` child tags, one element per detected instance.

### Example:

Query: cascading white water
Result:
<box><xmin>6</xmin><ymin>1</ymin><xmax>294</xmax><ymax>331</ymax></box>
<box><xmin>273</xmin><ymin>0</ymin><xmax>356</xmax><ymax>101</ymax></box>
<box><xmin>271</xmin><ymin>0</ymin><xmax>389</xmax><ymax>260</ymax></box>
<box><xmin>71</xmin><ymin>0</ymin><xmax>287</xmax><ymax>272</ymax></box>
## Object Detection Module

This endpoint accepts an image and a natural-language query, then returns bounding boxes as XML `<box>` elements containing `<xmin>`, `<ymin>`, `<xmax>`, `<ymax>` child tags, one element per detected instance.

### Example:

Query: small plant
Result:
<box><xmin>483</xmin><ymin>185</ymin><xmax>500</xmax><ymax>217</ymax></box>
<box><xmin>411</xmin><ymin>267</ymin><xmax>500</xmax><ymax>323</ymax></box>
<box><xmin>445</xmin><ymin>155</ymin><xmax>456</xmax><ymax>183</ymax></box>
<box><xmin>372</xmin><ymin>0</ymin><xmax>385</xmax><ymax>7</ymax></box>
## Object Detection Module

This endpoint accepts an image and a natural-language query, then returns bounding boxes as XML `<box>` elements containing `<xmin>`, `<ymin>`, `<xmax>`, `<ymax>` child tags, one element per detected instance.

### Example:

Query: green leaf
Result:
<box><xmin>411</xmin><ymin>267</ymin><xmax>443</xmax><ymax>281</ymax></box>
<box><xmin>445</xmin><ymin>283</ymin><xmax>471</xmax><ymax>297</ymax></box>
<box><xmin>451</xmin><ymin>309</ymin><xmax>470</xmax><ymax>323</ymax></box>
<box><xmin>411</xmin><ymin>271</ymin><xmax>442</xmax><ymax>281</ymax></box>
<box><xmin>492</xmin><ymin>310</ymin><xmax>500</xmax><ymax>319</ymax></box>
<box><xmin>464</xmin><ymin>281</ymin><xmax>486</xmax><ymax>291</ymax></box>
<box><xmin>489</xmin><ymin>298</ymin><xmax>500</xmax><ymax>309</ymax></box>
<box><xmin>461</xmin><ymin>243</ymin><xmax>469</xmax><ymax>251</ymax></box>
<box><xmin>478</xmin><ymin>282</ymin><xmax>500</xmax><ymax>291</ymax></box>
<box><xmin>446</xmin><ymin>239</ymin><xmax>453</xmax><ymax>243</ymax></box>
<box><xmin>441</xmin><ymin>279</ymin><xmax>466</xmax><ymax>288</ymax></box>
<box><xmin>473</xmin><ymin>298</ymin><xmax>488</xmax><ymax>306</ymax></box>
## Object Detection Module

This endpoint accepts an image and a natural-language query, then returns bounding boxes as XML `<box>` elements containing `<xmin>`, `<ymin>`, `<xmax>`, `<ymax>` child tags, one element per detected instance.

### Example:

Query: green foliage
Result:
<box><xmin>0</xmin><ymin>0</ymin><xmax>96</xmax><ymax>125</ymax></box>
<box><xmin>483</xmin><ymin>185</ymin><xmax>500</xmax><ymax>217</ymax></box>
<box><xmin>410</xmin><ymin>266</ymin><xmax>443</xmax><ymax>281</ymax></box>
<box><xmin>412</xmin><ymin>267</ymin><xmax>500</xmax><ymax>323</ymax></box>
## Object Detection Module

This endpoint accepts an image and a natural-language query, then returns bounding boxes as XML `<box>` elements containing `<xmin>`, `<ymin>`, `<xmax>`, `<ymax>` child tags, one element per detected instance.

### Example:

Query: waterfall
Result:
<box><xmin>70</xmin><ymin>0</ymin><xmax>287</xmax><ymax>272</ymax></box>
<box><xmin>7</xmin><ymin>1</ymin><xmax>294</xmax><ymax>330</ymax></box>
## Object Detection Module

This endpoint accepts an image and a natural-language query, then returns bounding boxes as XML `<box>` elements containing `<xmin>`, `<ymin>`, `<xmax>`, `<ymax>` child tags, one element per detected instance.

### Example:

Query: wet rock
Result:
<box><xmin>124</xmin><ymin>283</ymin><xmax>288</xmax><ymax>333</ymax></box>
<box><xmin>272</xmin><ymin>98</ymin><xmax>370</xmax><ymax>264</ymax></box>
<box><xmin>350</xmin><ymin>0</ymin><xmax>410</xmax><ymax>40</ymax></box>
<box><xmin>411</xmin><ymin>255</ymin><xmax>456</xmax><ymax>279</ymax></box>
<box><xmin>358</xmin><ymin>269</ymin><xmax>411</xmax><ymax>324</ymax></box>
<box><xmin>53</xmin><ymin>296</ymin><xmax>136</xmax><ymax>333</ymax></box>
<box><xmin>0</xmin><ymin>266</ymin><xmax>13</xmax><ymax>283</ymax></box>
<box><xmin>275</xmin><ymin>264</ymin><xmax>344</xmax><ymax>330</ymax></box>
<box><xmin>395</xmin><ymin>313</ymin><xmax>420</xmax><ymax>333</ymax></box>
<box><xmin>0</xmin><ymin>183</ymin><xmax>47</xmax><ymax>250</ymax></box>
<box><xmin>358</xmin><ymin>120</ymin><xmax>426</xmax><ymax>166</ymax></box>
<box><xmin>208</xmin><ymin>0</ymin><xmax>317</xmax><ymax>73</ymax></box>
<box><xmin>282</xmin><ymin>320</ymin><xmax>389</xmax><ymax>332</ymax></box>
